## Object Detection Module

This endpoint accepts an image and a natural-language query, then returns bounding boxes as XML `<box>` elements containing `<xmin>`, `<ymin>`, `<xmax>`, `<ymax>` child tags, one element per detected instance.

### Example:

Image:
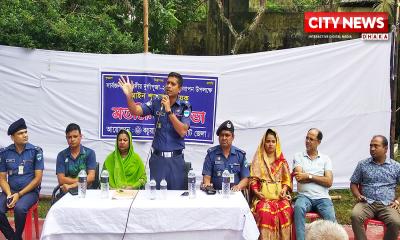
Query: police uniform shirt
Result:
<box><xmin>0</xmin><ymin>143</ymin><xmax>44</xmax><ymax>193</ymax></box>
<box><xmin>141</xmin><ymin>96</ymin><xmax>192</xmax><ymax>151</ymax></box>
<box><xmin>56</xmin><ymin>145</ymin><xmax>96</xmax><ymax>178</ymax></box>
<box><xmin>202</xmin><ymin>145</ymin><xmax>250</xmax><ymax>190</ymax></box>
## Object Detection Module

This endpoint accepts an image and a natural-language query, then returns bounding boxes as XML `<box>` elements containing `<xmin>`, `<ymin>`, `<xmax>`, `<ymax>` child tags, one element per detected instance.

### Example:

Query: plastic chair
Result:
<box><xmin>357</xmin><ymin>185</ymin><xmax>388</xmax><ymax>234</ymax></box>
<box><xmin>51</xmin><ymin>162</ymin><xmax>100</xmax><ymax>205</ymax></box>
<box><xmin>8</xmin><ymin>201</ymin><xmax>39</xmax><ymax>240</ymax></box>
<box><xmin>364</xmin><ymin>218</ymin><xmax>387</xmax><ymax>233</ymax></box>
<box><xmin>305</xmin><ymin>212</ymin><xmax>320</xmax><ymax>222</ymax></box>
<box><xmin>183</xmin><ymin>161</ymin><xmax>192</xmax><ymax>190</ymax></box>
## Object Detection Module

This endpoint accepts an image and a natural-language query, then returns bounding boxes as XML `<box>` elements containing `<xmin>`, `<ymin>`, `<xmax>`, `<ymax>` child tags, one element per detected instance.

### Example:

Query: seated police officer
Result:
<box><xmin>202</xmin><ymin>120</ymin><xmax>249</xmax><ymax>191</ymax></box>
<box><xmin>56</xmin><ymin>123</ymin><xmax>96</xmax><ymax>194</ymax></box>
<box><xmin>0</xmin><ymin>118</ymin><xmax>44</xmax><ymax>240</ymax></box>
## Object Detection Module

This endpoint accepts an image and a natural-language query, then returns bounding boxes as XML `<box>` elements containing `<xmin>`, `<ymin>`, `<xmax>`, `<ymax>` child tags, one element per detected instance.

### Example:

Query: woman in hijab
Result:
<box><xmin>103</xmin><ymin>129</ymin><xmax>146</xmax><ymax>189</ymax></box>
<box><xmin>250</xmin><ymin>129</ymin><xmax>293</xmax><ymax>240</ymax></box>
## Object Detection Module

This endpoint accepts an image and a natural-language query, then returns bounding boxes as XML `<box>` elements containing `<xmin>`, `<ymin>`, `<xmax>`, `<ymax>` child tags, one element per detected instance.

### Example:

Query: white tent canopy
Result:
<box><xmin>0</xmin><ymin>38</ymin><xmax>391</xmax><ymax>195</ymax></box>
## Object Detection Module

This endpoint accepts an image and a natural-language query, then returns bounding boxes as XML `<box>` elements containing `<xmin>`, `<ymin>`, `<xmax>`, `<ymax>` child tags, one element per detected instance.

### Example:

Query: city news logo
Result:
<box><xmin>304</xmin><ymin>12</ymin><xmax>389</xmax><ymax>40</ymax></box>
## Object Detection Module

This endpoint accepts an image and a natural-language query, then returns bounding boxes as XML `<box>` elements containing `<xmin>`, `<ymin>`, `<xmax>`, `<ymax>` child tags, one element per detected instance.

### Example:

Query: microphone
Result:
<box><xmin>160</xmin><ymin>95</ymin><xmax>164</xmax><ymax>112</ymax></box>
<box><xmin>160</xmin><ymin>92</ymin><xmax>166</xmax><ymax>112</ymax></box>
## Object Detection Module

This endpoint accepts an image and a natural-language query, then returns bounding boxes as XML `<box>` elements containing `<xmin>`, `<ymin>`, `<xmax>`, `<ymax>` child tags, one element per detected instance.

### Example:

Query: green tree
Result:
<box><xmin>0</xmin><ymin>0</ymin><xmax>207</xmax><ymax>53</ymax></box>
<box><xmin>125</xmin><ymin>0</ymin><xmax>207</xmax><ymax>53</ymax></box>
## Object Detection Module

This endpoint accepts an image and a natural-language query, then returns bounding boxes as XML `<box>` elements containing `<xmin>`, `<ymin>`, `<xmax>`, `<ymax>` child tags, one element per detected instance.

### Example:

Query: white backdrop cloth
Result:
<box><xmin>0</xmin><ymin>39</ymin><xmax>391</xmax><ymax>195</ymax></box>
<box><xmin>41</xmin><ymin>190</ymin><xmax>259</xmax><ymax>240</ymax></box>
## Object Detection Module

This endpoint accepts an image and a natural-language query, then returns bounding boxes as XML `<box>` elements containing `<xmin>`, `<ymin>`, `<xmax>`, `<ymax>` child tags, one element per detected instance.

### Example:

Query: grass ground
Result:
<box><xmin>37</xmin><ymin>198</ymin><xmax>51</xmax><ymax>219</ymax></box>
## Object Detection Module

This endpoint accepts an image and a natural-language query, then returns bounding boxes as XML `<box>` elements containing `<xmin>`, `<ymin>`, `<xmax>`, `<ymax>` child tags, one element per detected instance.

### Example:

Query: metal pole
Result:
<box><xmin>143</xmin><ymin>0</ymin><xmax>149</xmax><ymax>53</ymax></box>
<box><xmin>390</xmin><ymin>1</ymin><xmax>399</xmax><ymax>158</ymax></box>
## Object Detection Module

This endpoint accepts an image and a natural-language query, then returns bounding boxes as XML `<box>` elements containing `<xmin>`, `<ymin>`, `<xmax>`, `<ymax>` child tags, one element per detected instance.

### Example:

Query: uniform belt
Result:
<box><xmin>152</xmin><ymin>149</ymin><xmax>183</xmax><ymax>158</ymax></box>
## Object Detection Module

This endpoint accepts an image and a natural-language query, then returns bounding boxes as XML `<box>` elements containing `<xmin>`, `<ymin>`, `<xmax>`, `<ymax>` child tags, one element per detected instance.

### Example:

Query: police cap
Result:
<box><xmin>216</xmin><ymin>120</ymin><xmax>234</xmax><ymax>136</ymax></box>
<box><xmin>8</xmin><ymin>118</ymin><xmax>27</xmax><ymax>136</ymax></box>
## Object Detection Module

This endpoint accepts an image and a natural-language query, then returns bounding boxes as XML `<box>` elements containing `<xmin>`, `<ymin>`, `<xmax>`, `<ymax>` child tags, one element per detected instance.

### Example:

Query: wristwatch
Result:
<box><xmin>308</xmin><ymin>174</ymin><xmax>313</xmax><ymax>179</ymax></box>
<box><xmin>166</xmin><ymin>110</ymin><xmax>172</xmax><ymax>115</ymax></box>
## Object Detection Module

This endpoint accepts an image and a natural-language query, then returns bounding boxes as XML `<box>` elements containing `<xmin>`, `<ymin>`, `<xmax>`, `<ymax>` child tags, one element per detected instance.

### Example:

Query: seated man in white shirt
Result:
<box><xmin>293</xmin><ymin>128</ymin><xmax>336</xmax><ymax>240</ymax></box>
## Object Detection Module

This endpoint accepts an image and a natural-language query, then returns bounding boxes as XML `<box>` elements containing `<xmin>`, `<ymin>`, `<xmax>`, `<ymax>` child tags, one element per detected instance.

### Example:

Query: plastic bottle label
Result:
<box><xmin>223</xmin><ymin>177</ymin><xmax>230</xmax><ymax>184</ymax></box>
<box><xmin>79</xmin><ymin>177</ymin><xmax>87</xmax><ymax>183</ymax></box>
<box><xmin>229</xmin><ymin>173</ymin><xmax>235</xmax><ymax>183</ymax></box>
<box><xmin>101</xmin><ymin>176</ymin><xmax>109</xmax><ymax>183</ymax></box>
<box><xmin>188</xmin><ymin>177</ymin><xmax>195</xmax><ymax>184</ymax></box>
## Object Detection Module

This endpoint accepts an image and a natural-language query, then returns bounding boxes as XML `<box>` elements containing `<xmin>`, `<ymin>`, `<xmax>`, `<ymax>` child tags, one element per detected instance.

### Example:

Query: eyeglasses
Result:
<box><xmin>305</xmin><ymin>136</ymin><xmax>318</xmax><ymax>142</ymax></box>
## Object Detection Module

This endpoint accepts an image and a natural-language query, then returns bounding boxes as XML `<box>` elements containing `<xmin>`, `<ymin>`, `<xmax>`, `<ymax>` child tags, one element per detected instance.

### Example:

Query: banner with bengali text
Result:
<box><xmin>100</xmin><ymin>72</ymin><xmax>218</xmax><ymax>143</ymax></box>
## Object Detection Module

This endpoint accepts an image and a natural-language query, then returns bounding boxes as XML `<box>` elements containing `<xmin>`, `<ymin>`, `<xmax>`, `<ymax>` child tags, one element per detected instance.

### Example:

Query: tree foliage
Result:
<box><xmin>0</xmin><ymin>0</ymin><xmax>207</xmax><ymax>53</ymax></box>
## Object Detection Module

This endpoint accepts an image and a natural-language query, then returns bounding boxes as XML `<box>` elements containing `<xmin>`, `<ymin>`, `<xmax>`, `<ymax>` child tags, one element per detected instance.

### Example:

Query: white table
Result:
<box><xmin>41</xmin><ymin>190</ymin><xmax>259</xmax><ymax>240</ymax></box>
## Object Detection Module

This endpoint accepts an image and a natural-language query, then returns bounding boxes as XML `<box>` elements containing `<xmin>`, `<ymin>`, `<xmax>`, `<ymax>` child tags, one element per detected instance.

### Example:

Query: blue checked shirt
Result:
<box><xmin>350</xmin><ymin>157</ymin><xmax>400</xmax><ymax>206</ymax></box>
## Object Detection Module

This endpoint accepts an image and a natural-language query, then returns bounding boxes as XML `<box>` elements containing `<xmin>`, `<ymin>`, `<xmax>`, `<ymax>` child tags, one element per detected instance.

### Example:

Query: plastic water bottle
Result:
<box><xmin>160</xmin><ymin>179</ymin><xmax>167</xmax><ymax>200</ymax></box>
<box><xmin>149</xmin><ymin>179</ymin><xmax>156</xmax><ymax>200</ymax></box>
<box><xmin>188</xmin><ymin>168</ymin><xmax>196</xmax><ymax>199</ymax></box>
<box><xmin>78</xmin><ymin>169</ymin><xmax>87</xmax><ymax>198</ymax></box>
<box><xmin>100</xmin><ymin>169</ymin><xmax>109</xmax><ymax>199</ymax></box>
<box><xmin>222</xmin><ymin>169</ymin><xmax>231</xmax><ymax>198</ymax></box>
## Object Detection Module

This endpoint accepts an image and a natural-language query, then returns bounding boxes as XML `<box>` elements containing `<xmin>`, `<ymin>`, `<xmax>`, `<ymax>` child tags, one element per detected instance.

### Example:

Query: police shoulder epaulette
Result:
<box><xmin>34</xmin><ymin>146</ymin><xmax>43</xmax><ymax>152</ymax></box>
<box><xmin>236</xmin><ymin>148</ymin><xmax>246</xmax><ymax>156</ymax></box>
<box><xmin>0</xmin><ymin>147</ymin><xmax>6</xmax><ymax>153</ymax></box>
<box><xmin>181</xmin><ymin>100</ymin><xmax>191</xmax><ymax>108</ymax></box>
<box><xmin>207</xmin><ymin>146</ymin><xmax>218</xmax><ymax>153</ymax></box>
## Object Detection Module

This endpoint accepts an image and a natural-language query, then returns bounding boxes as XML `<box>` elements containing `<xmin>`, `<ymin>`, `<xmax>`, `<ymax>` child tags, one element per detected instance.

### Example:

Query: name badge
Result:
<box><xmin>18</xmin><ymin>165</ymin><xmax>24</xmax><ymax>175</ymax></box>
<box><xmin>215</xmin><ymin>160</ymin><xmax>224</xmax><ymax>165</ymax></box>
<box><xmin>229</xmin><ymin>173</ymin><xmax>235</xmax><ymax>183</ymax></box>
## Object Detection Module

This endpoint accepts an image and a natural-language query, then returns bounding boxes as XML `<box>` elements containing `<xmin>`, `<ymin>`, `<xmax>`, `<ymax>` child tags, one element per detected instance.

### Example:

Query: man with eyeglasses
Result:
<box><xmin>292</xmin><ymin>128</ymin><xmax>336</xmax><ymax>240</ymax></box>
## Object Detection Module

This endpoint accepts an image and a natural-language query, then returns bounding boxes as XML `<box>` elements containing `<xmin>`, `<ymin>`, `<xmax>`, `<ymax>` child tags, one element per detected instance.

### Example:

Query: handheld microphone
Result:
<box><xmin>160</xmin><ymin>92</ymin><xmax>167</xmax><ymax>112</ymax></box>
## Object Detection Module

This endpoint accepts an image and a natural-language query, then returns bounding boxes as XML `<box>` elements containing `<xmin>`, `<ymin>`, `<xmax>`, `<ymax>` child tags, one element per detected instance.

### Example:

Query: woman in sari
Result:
<box><xmin>250</xmin><ymin>129</ymin><xmax>293</xmax><ymax>240</ymax></box>
<box><xmin>103</xmin><ymin>129</ymin><xmax>147</xmax><ymax>189</ymax></box>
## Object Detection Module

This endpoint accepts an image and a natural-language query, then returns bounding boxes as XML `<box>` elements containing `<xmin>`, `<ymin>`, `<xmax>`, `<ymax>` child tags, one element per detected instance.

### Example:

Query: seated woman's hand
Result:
<box><xmin>279</xmin><ymin>185</ymin><xmax>290</xmax><ymax>200</ymax></box>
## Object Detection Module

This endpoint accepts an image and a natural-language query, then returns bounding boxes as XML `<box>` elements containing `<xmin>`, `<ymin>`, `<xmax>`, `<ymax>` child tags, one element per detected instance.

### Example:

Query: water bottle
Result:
<box><xmin>78</xmin><ymin>169</ymin><xmax>87</xmax><ymax>198</ymax></box>
<box><xmin>188</xmin><ymin>168</ymin><xmax>196</xmax><ymax>199</ymax></box>
<box><xmin>149</xmin><ymin>179</ymin><xmax>156</xmax><ymax>200</ymax></box>
<box><xmin>160</xmin><ymin>179</ymin><xmax>167</xmax><ymax>200</ymax></box>
<box><xmin>222</xmin><ymin>169</ymin><xmax>231</xmax><ymax>198</ymax></box>
<box><xmin>100</xmin><ymin>169</ymin><xmax>110</xmax><ymax>199</ymax></box>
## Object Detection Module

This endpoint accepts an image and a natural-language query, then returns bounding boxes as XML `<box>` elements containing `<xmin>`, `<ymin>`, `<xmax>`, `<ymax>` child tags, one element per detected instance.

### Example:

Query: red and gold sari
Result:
<box><xmin>250</xmin><ymin>129</ymin><xmax>293</xmax><ymax>240</ymax></box>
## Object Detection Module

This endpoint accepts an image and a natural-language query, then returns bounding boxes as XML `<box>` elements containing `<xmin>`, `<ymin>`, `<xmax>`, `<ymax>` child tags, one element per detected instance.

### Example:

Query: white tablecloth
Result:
<box><xmin>41</xmin><ymin>190</ymin><xmax>259</xmax><ymax>240</ymax></box>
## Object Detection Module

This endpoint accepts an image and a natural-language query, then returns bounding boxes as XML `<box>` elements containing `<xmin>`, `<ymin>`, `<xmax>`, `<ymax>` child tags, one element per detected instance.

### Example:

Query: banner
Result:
<box><xmin>100</xmin><ymin>72</ymin><xmax>218</xmax><ymax>144</ymax></box>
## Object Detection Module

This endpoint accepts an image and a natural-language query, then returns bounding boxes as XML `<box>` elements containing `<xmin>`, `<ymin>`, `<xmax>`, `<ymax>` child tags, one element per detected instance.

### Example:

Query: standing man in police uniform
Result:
<box><xmin>0</xmin><ymin>118</ymin><xmax>44</xmax><ymax>240</ymax></box>
<box><xmin>119</xmin><ymin>72</ymin><xmax>191</xmax><ymax>190</ymax></box>
<box><xmin>202</xmin><ymin>120</ymin><xmax>249</xmax><ymax>191</ymax></box>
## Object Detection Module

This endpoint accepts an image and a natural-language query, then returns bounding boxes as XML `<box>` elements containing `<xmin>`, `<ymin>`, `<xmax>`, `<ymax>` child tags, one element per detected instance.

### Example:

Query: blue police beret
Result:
<box><xmin>7</xmin><ymin>118</ymin><xmax>27</xmax><ymax>135</ymax></box>
<box><xmin>216</xmin><ymin>120</ymin><xmax>234</xmax><ymax>136</ymax></box>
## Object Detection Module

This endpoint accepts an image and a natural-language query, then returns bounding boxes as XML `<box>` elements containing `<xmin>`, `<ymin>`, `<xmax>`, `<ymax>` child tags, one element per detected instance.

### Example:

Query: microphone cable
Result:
<box><xmin>121</xmin><ymin>189</ymin><xmax>139</xmax><ymax>240</ymax></box>
<box><xmin>121</xmin><ymin>94</ymin><xmax>164</xmax><ymax>240</ymax></box>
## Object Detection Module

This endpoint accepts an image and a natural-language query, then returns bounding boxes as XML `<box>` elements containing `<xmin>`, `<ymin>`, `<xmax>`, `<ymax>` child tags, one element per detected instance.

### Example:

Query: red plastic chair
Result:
<box><xmin>357</xmin><ymin>185</ymin><xmax>388</xmax><ymax>235</ymax></box>
<box><xmin>305</xmin><ymin>212</ymin><xmax>320</xmax><ymax>222</ymax></box>
<box><xmin>8</xmin><ymin>201</ymin><xmax>40</xmax><ymax>240</ymax></box>
<box><xmin>364</xmin><ymin>218</ymin><xmax>387</xmax><ymax>233</ymax></box>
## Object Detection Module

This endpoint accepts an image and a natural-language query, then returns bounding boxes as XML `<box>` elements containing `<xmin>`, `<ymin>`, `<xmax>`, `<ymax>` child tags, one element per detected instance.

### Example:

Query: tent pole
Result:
<box><xmin>390</xmin><ymin>2</ymin><xmax>399</xmax><ymax>158</ymax></box>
